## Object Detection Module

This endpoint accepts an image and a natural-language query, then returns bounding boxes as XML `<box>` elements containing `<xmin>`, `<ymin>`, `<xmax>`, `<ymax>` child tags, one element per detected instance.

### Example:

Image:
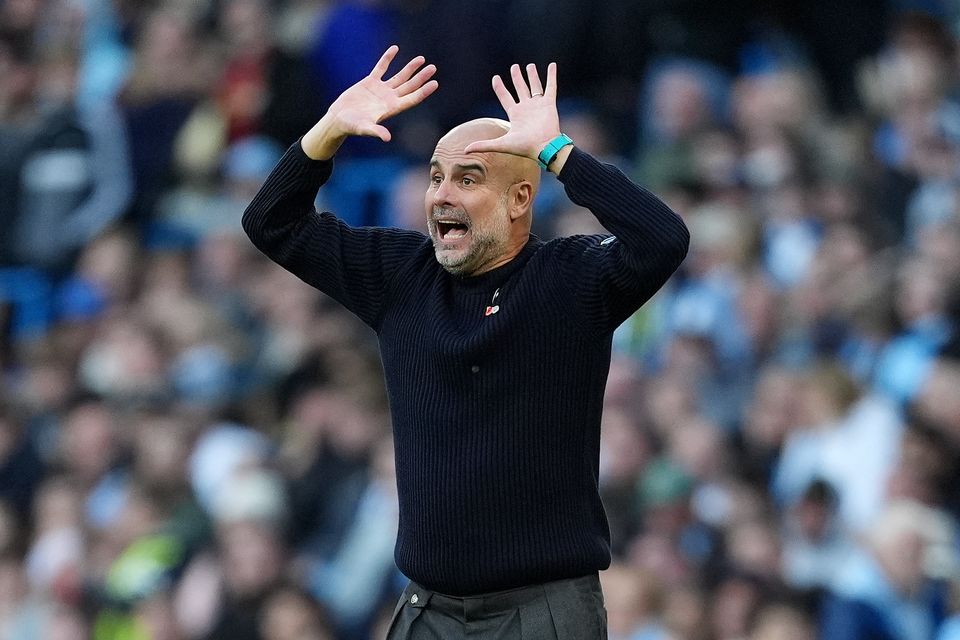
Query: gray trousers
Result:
<box><xmin>384</xmin><ymin>574</ymin><xmax>607</xmax><ymax>639</ymax></box>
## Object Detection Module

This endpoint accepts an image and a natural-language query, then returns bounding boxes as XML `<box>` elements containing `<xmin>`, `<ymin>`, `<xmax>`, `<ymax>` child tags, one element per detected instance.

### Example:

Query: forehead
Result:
<box><xmin>430</xmin><ymin>140</ymin><xmax>508</xmax><ymax>178</ymax></box>
<box><xmin>430</xmin><ymin>121</ymin><xmax>509</xmax><ymax>170</ymax></box>
<box><xmin>430</xmin><ymin>144</ymin><xmax>496</xmax><ymax>173</ymax></box>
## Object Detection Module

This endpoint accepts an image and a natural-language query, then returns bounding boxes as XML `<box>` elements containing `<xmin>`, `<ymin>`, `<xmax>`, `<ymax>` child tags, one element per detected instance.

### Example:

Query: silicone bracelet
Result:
<box><xmin>537</xmin><ymin>133</ymin><xmax>574</xmax><ymax>170</ymax></box>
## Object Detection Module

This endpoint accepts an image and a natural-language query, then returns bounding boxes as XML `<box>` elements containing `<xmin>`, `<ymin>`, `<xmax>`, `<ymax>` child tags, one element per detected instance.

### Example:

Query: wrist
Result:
<box><xmin>537</xmin><ymin>133</ymin><xmax>574</xmax><ymax>174</ymax></box>
<box><xmin>302</xmin><ymin>113</ymin><xmax>347</xmax><ymax>161</ymax></box>
<box><xmin>536</xmin><ymin>133</ymin><xmax>573</xmax><ymax>171</ymax></box>
<box><xmin>546</xmin><ymin>144</ymin><xmax>573</xmax><ymax>174</ymax></box>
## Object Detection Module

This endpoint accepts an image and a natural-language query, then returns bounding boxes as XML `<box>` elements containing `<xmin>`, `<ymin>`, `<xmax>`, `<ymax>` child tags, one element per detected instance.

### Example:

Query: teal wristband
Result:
<box><xmin>537</xmin><ymin>133</ymin><xmax>573</xmax><ymax>170</ymax></box>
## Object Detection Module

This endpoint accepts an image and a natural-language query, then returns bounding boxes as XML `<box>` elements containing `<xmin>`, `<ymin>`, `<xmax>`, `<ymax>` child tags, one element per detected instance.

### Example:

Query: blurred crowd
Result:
<box><xmin>1</xmin><ymin>0</ymin><xmax>960</xmax><ymax>639</ymax></box>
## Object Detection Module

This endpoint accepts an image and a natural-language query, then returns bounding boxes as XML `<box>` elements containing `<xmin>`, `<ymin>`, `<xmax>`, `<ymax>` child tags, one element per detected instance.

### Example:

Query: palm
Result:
<box><xmin>333</xmin><ymin>80</ymin><xmax>400</xmax><ymax>132</ymax></box>
<box><xmin>329</xmin><ymin>46</ymin><xmax>437</xmax><ymax>142</ymax></box>
<box><xmin>488</xmin><ymin>108</ymin><xmax>559</xmax><ymax>159</ymax></box>
<box><xmin>465</xmin><ymin>63</ymin><xmax>561</xmax><ymax>160</ymax></box>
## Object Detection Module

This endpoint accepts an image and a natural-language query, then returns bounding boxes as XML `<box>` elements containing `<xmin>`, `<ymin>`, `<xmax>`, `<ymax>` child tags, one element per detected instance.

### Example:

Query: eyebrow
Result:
<box><xmin>429</xmin><ymin>160</ymin><xmax>487</xmax><ymax>176</ymax></box>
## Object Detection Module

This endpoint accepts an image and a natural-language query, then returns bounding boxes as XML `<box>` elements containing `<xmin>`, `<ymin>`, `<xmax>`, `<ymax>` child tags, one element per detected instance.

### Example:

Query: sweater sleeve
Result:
<box><xmin>241</xmin><ymin>142</ymin><xmax>427</xmax><ymax>329</ymax></box>
<box><xmin>555</xmin><ymin>147</ymin><xmax>690</xmax><ymax>335</ymax></box>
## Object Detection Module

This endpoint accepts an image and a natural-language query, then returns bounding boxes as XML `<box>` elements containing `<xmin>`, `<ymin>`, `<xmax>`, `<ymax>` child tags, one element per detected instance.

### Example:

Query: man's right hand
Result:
<box><xmin>302</xmin><ymin>45</ymin><xmax>438</xmax><ymax>160</ymax></box>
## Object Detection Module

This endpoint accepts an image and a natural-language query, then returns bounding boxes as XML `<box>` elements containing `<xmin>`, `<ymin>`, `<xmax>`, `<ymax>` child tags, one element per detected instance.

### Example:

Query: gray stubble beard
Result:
<box><xmin>431</xmin><ymin>197</ymin><xmax>510</xmax><ymax>276</ymax></box>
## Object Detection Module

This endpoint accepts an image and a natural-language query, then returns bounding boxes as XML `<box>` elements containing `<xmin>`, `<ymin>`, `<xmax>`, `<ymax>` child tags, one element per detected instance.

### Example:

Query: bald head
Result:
<box><xmin>436</xmin><ymin>118</ymin><xmax>541</xmax><ymax>193</ymax></box>
<box><xmin>438</xmin><ymin>118</ymin><xmax>510</xmax><ymax>144</ymax></box>
<box><xmin>438</xmin><ymin>117</ymin><xmax>510</xmax><ymax>146</ymax></box>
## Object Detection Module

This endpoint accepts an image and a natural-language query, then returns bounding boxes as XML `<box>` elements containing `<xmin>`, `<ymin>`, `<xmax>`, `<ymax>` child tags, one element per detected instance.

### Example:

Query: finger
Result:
<box><xmin>359</xmin><ymin>123</ymin><xmax>392</xmax><ymax>142</ymax></box>
<box><xmin>491</xmin><ymin>75</ymin><xmax>516</xmax><ymax>110</ymax></box>
<box><xmin>395</xmin><ymin>64</ymin><xmax>437</xmax><ymax>96</ymax></box>
<box><xmin>526</xmin><ymin>63</ymin><xmax>544</xmax><ymax>97</ymax></box>
<box><xmin>387</xmin><ymin>55</ymin><xmax>426</xmax><ymax>88</ymax></box>
<box><xmin>370</xmin><ymin>45</ymin><xmax>399</xmax><ymax>80</ymax></box>
<box><xmin>464</xmin><ymin>138</ymin><xmax>507</xmax><ymax>155</ymax></box>
<box><xmin>510</xmin><ymin>64</ymin><xmax>530</xmax><ymax>100</ymax></box>
<box><xmin>397</xmin><ymin>79</ymin><xmax>439</xmax><ymax>110</ymax></box>
<box><xmin>545</xmin><ymin>62</ymin><xmax>558</xmax><ymax>100</ymax></box>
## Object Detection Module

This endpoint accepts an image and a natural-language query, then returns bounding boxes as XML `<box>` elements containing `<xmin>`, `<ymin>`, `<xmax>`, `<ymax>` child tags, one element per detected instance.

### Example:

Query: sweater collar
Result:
<box><xmin>447</xmin><ymin>235</ymin><xmax>543</xmax><ymax>290</ymax></box>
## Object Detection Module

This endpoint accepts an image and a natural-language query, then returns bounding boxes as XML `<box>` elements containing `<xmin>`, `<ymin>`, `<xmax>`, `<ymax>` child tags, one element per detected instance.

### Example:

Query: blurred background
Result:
<box><xmin>1</xmin><ymin>0</ymin><xmax>960</xmax><ymax>638</ymax></box>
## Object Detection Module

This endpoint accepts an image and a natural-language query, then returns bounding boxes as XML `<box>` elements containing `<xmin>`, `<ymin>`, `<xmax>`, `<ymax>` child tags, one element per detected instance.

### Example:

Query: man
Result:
<box><xmin>243</xmin><ymin>46</ymin><xmax>689</xmax><ymax>639</ymax></box>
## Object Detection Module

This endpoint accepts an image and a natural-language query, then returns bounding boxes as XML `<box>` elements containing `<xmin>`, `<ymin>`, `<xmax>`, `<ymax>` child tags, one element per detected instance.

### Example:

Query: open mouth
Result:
<box><xmin>436</xmin><ymin>220</ymin><xmax>469</xmax><ymax>241</ymax></box>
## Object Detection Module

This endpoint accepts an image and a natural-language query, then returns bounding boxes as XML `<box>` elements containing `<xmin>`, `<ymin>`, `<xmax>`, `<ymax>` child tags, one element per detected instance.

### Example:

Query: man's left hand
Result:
<box><xmin>465</xmin><ymin>63</ymin><xmax>571</xmax><ymax>174</ymax></box>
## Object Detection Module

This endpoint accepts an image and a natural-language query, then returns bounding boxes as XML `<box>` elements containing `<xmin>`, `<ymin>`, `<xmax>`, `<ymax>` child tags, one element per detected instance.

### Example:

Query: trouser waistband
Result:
<box><xmin>404</xmin><ymin>573</ymin><xmax>601</xmax><ymax>618</ymax></box>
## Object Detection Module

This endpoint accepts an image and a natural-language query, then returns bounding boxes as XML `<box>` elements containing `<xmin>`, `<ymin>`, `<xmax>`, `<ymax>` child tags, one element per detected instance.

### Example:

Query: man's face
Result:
<box><xmin>425</xmin><ymin>142</ymin><xmax>513</xmax><ymax>276</ymax></box>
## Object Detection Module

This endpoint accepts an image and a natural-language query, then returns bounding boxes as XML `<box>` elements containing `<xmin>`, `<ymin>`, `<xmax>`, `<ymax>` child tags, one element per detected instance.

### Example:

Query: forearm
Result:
<box><xmin>241</xmin><ymin>141</ymin><xmax>425</xmax><ymax>328</ymax></box>
<box><xmin>558</xmin><ymin>147</ymin><xmax>689</xmax><ymax>271</ymax></box>
<box><xmin>241</xmin><ymin>141</ymin><xmax>333</xmax><ymax>250</ymax></box>
<box><xmin>555</xmin><ymin>147</ymin><xmax>689</xmax><ymax>332</ymax></box>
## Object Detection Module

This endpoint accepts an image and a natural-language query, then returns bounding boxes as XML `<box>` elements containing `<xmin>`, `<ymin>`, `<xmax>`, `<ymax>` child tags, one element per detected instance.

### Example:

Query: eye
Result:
<box><xmin>430</xmin><ymin>174</ymin><xmax>442</xmax><ymax>186</ymax></box>
<box><xmin>461</xmin><ymin>175</ymin><xmax>476</xmax><ymax>186</ymax></box>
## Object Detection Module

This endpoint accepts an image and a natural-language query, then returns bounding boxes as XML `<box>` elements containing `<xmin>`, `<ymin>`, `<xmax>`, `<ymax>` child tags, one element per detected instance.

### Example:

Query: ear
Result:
<box><xmin>508</xmin><ymin>181</ymin><xmax>533</xmax><ymax>220</ymax></box>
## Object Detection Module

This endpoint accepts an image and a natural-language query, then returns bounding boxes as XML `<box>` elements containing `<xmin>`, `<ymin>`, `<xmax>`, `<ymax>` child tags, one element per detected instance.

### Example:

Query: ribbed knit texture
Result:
<box><xmin>243</xmin><ymin>143</ymin><xmax>689</xmax><ymax>596</ymax></box>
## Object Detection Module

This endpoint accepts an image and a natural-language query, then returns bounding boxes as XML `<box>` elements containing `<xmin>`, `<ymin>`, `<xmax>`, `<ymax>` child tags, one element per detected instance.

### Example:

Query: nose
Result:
<box><xmin>431</xmin><ymin>177</ymin><xmax>456</xmax><ymax>209</ymax></box>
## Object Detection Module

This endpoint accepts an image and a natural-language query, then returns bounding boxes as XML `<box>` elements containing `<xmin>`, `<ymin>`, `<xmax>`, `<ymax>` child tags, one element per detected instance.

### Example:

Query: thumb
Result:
<box><xmin>360</xmin><ymin>124</ymin><xmax>392</xmax><ymax>142</ymax></box>
<box><xmin>463</xmin><ymin>138</ymin><xmax>507</xmax><ymax>155</ymax></box>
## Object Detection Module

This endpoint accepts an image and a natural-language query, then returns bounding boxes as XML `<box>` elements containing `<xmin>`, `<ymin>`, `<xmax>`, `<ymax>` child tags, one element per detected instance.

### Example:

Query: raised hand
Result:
<box><xmin>302</xmin><ymin>46</ymin><xmax>438</xmax><ymax>160</ymax></box>
<box><xmin>464</xmin><ymin>63</ymin><xmax>563</xmax><ymax>167</ymax></box>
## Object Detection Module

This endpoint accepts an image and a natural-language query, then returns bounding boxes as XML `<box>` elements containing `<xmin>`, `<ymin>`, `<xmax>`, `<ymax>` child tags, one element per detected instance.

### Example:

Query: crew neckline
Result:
<box><xmin>447</xmin><ymin>235</ymin><xmax>543</xmax><ymax>290</ymax></box>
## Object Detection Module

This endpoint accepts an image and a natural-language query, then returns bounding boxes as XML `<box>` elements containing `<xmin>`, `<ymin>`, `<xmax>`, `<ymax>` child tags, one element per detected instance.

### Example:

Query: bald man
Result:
<box><xmin>243</xmin><ymin>47</ymin><xmax>689</xmax><ymax>639</ymax></box>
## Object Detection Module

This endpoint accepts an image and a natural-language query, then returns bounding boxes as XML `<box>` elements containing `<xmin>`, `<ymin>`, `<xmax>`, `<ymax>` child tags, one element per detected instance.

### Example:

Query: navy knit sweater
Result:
<box><xmin>242</xmin><ymin>143</ymin><xmax>689</xmax><ymax>596</ymax></box>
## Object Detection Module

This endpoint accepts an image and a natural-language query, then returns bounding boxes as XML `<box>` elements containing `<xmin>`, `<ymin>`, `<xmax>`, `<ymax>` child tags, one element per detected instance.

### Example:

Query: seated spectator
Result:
<box><xmin>820</xmin><ymin>499</ymin><xmax>955</xmax><ymax>640</ymax></box>
<box><xmin>874</xmin><ymin>257</ymin><xmax>956</xmax><ymax>406</ymax></box>
<box><xmin>773</xmin><ymin>361</ymin><xmax>902</xmax><ymax>532</ymax></box>
<box><xmin>749</xmin><ymin>602</ymin><xmax>816</xmax><ymax>640</ymax></box>
<box><xmin>215</xmin><ymin>0</ymin><xmax>321</xmax><ymax>147</ymax></box>
<box><xmin>780</xmin><ymin>479</ymin><xmax>855</xmax><ymax>592</ymax></box>
<box><xmin>0</xmin><ymin>37</ymin><xmax>131</xmax><ymax>342</ymax></box>
<box><xmin>259</xmin><ymin>584</ymin><xmax>334</xmax><ymax>640</ymax></box>
<box><xmin>601</xmin><ymin>563</ymin><xmax>668</xmax><ymax>640</ymax></box>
